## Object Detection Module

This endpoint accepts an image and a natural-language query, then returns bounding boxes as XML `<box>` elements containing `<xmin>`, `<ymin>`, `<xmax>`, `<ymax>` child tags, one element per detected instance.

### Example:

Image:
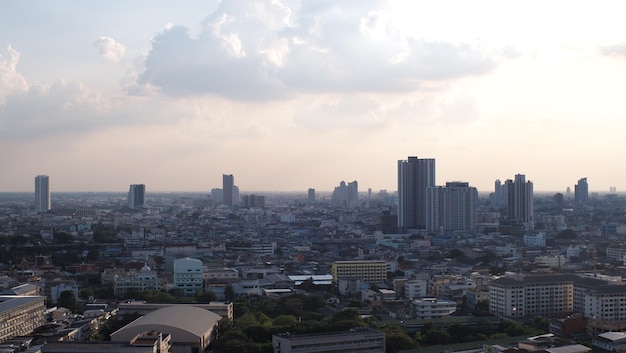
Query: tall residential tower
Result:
<box><xmin>35</xmin><ymin>175</ymin><xmax>50</xmax><ymax>212</ymax></box>
<box><xmin>223</xmin><ymin>174</ymin><xmax>234</xmax><ymax>207</ymax></box>
<box><xmin>128</xmin><ymin>184</ymin><xmax>145</xmax><ymax>209</ymax></box>
<box><xmin>397</xmin><ymin>157</ymin><xmax>435</xmax><ymax>231</ymax></box>
<box><xmin>505</xmin><ymin>174</ymin><xmax>534</xmax><ymax>231</ymax></box>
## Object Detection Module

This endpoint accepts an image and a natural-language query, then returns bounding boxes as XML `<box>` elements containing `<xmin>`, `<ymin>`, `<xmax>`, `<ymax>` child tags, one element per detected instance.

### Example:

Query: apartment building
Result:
<box><xmin>411</xmin><ymin>298</ymin><xmax>457</xmax><ymax>320</ymax></box>
<box><xmin>331</xmin><ymin>260</ymin><xmax>387</xmax><ymax>284</ymax></box>
<box><xmin>489</xmin><ymin>275</ymin><xmax>573</xmax><ymax>317</ymax></box>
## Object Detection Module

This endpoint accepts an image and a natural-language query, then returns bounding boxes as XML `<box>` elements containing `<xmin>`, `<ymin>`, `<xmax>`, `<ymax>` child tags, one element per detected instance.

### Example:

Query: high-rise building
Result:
<box><xmin>331</xmin><ymin>180</ymin><xmax>358</xmax><ymax>205</ymax></box>
<box><xmin>575</xmin><ymin>177</ymin><xmax>589</xmax><ymax>203</ymax></box>
<box><xmin>223</xmin><ymin>174</ymin><xmax>234</xmax><ymax>207</ymax></box>
<box><xmin>505</xmin><ymin>174</ymin><xmax>534</xmax><ymax>231</ymax></box>
<box><xmin>34</xmin><ymin>175</ymin><xmax>50</xmax><ymax>212</ymax></box>
<box><xmin>307</xmin><ymin>188</ymin><xmax>315</xmax><ymax>203</ymax></box>
<box><xmin>397</xmin><ymin>157</ymin><xmax>436</xmax><ymax>231</ymax></box>
<box><xmin>128</xmin><ymin>184</ymin><xmax>145</xmax><ymax>209</ymax></box>
<box><xmin>426</xmin><ymin>181</ymin><xmax>477</xmax><ymax>234</ymax></box>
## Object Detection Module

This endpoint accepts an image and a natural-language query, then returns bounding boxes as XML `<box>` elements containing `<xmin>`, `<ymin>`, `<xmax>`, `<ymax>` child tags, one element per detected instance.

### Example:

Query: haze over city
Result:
<box><xmin>2</xmin><ymin>1</ymin><xmax>626</xmax><ymax>193</ymax></box>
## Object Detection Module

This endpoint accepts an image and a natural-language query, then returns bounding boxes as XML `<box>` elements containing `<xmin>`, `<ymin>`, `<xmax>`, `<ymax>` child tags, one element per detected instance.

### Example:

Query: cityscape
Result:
<box><xmin>4</xmin><ymin>1</ymin><xmax>626</xmax><ymax>353</ymax></box>
<box><xmin>0</xmin><ymin>156</ymin><xmax>625</xmax><ymax>353</ymax></box>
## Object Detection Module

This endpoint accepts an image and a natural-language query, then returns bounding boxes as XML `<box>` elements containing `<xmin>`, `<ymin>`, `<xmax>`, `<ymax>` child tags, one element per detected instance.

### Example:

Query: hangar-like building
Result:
<box><xmin>111</xmin><ymin>306</ymin><xmax>221</xmax><ymax>353</ymax></box>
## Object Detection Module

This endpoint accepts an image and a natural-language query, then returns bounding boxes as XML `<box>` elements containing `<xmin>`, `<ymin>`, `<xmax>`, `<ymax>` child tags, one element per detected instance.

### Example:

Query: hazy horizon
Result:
<box><xmin>2</xmin><ymin>1</ymin><xmax>626</xmax><ymax>193</ymax></box>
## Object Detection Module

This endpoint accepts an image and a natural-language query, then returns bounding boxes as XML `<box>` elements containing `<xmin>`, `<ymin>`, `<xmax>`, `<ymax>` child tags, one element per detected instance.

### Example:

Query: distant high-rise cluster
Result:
<box><xmin>505</xmin><ymin>174</ymin><xmax>534</xmax><ymax>231</ymax></box>
<box><xmin>575</xmin><ymin>177</ymin><xmax>589</xmax><ymax>203</ymax></box>
<box><xmin>397</xmin><ymin>156</ymin><xmax>435</xmax><ymax>231</ymax></box>
<box><xmin>128</xmin><ymin>184</ymin><xmax>145</xmax><ymax>209</ymax></box>
<box><xmin>426</xmin><ymin>181</ymin><xmax>477</xmax><ymax>234</ymax></box>
<box><xmin>35</xmin><ymin>175</ymin><xmax>50</xmax><ymax>212</ymax></box>
<box><xmin>331</xmin><ymin>181</ymin><xmax>358</xmax><ymax>205</ymax></box>
<box><xmin>242</xmin><ymin>194</ymin><xmax>265</xmax><ymax>208</ymax></box>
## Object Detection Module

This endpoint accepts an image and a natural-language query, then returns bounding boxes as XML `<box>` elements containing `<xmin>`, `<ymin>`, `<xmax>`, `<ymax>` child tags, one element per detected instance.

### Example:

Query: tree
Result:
<box><xmin>79</xmin><ymin>287</ymin><xmax>93</xmax><ymax>301</ymax></box>
<box><xmin>57</xmin><ymin>290</ymin><xmax>79</xmax><ymax>313</ymax></box>
<box><xmin>196</xmin><ymin>290</ymin><xmax>217</xmax><ymax>303</ymax></box>
<box><xmin>225</xmin><ymin>285</ymin><xmax>235</xmax><ymax>301</ymax></box>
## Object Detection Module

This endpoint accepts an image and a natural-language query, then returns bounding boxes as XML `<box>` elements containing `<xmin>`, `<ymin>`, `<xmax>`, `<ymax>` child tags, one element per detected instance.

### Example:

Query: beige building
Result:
<box><xmin>0</xmin><ymin>295</ymin><xmax>46</xmax><ymax>342</ymax></box>
<box><xmin>331</xmin><ymin>260</ymin><xmax>387</xmax><ymax>284</ymax></box>
<box><xmin>43</xmin><ymin>331</ymin><xmax>171</xmax><ymax>353</ymax></box>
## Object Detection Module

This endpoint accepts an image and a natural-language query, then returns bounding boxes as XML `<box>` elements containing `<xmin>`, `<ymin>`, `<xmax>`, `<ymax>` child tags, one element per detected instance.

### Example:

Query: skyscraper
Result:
<box><xmin>128</xmin><ymin>184</ymin><xmax>145</xmax><ymax>209</ymax></box>
<box><xmin>223</xmin><ymin>174</ymin><xmax>234</xmax><ymax>207</ymax></box>
<box><xmin>574</xmin><ymin>177</ymin><xmax>589</xmax><ymax>203</ymax></box>
<box><xmin>308</xmin><ymin>188</ymin><xmax>316</xmax><ymax>203</ymax></box>
<box><xmin>426</xmin><ymin>182</ymin><xmax>477</xmax><ymax>233</ymax></box>
<box><xmin>506</xmin><ymin>174</ymin><xmax>534</xmax><ymax>231</ymax></box>
<box><xmin>397</xmin><ymin>156</ymin><xmax>436</xmax><ymax>231</ymax></box>
<box><xmin>35</xmin><ymin>175</ymin><xmax>50</xmax><ymax>212</ymax></box>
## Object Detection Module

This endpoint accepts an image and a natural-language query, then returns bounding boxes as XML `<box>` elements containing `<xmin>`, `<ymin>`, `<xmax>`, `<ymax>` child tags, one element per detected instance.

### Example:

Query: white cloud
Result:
<box><xmin>94</xmin><ymin>36</ymin><xmax>126</xmax><ymax>63</ymax></box>
<box><xmin>133</xmin><ymin>1</ymin><xmax>503</xmax><ymax>100</ymax></box>
<box><xmin>0</xmin><ymin>45</ymin><xmax>28</xmax><ymax>103</ymax></box>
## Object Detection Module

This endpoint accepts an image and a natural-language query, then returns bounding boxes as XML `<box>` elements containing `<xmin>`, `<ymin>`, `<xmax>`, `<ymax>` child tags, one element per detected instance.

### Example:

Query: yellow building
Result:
<box><xmin>331</xmin><ymin>260</ymin><xmax>387</xmax><ymax>283</ymax></box>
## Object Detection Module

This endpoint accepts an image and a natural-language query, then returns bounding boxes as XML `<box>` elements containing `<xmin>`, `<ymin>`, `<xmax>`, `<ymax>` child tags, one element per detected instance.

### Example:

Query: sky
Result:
<box><xmin>2</xmin><ymin>0</ymin><xmax>626</xmax><ymax>193</ymax></box>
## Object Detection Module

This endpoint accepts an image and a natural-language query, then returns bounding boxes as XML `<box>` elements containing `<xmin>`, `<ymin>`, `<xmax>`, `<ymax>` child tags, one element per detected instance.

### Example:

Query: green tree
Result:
<box><xmin>57</xmin><ymin>290</ymin><xmax>80</xmax><ymax>313</ymax></box>
<box><xmin>79</xmin><ymin>287</ymin><xmax>93</xmax><ymax>301</ymax></box>
<box><xmin>196</xmin><ymin>290</ymin><xmax>217</xmax><ymax>303</ymax></box>
<box><xmin>225</xmin><ymin>284</ymin><xmax>235</xmax><ymax>301</ymax></box>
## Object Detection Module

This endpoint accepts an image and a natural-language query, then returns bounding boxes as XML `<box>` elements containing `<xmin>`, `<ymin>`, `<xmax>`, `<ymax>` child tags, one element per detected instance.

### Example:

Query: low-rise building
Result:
<box><xmin>411</xmin><ymin>298</ymin><xmax>457</xmax><ymax>320</ymax></box>
<box><xmin>272</xmin><ymin>329</ymin><xmax>385</xmax><ymax>353</ymax></box>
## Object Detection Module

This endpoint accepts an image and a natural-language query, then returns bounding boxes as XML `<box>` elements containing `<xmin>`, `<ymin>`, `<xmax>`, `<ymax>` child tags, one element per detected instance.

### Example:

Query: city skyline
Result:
<box><xmin>2</xmin><ymin>1</ymin><xmax>626</xmax><ymax>193</ymax></box>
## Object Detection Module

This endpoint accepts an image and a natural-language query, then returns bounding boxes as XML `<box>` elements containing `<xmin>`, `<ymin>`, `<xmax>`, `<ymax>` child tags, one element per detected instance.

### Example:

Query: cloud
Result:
<box><xmin>0</xmin><ymin>45</ymin><xmax>28</xmax><ymax>103</ymax></box>
<box><xmin>600</xmin><ymin>43</ymin><xmax>626</xmax><ymax>57</ymax></box>
<box><xmin>133</xmin><ymin>1</ymin><xmax>504</xmax><ymax>100</ymax></box>
<box><xmin>293</xmin><ymin>95</ymin><xmax>387</xmax><ymax>130</ymax></box>
<box><xmin>0</xmin><ymin>80</ymin><xmax>110</xmax><ymax>138</ymax></box>
<box><xmin>94</xmin><ymin>36</ymin><xmax>126</xmax><ymax>63</ymax></box>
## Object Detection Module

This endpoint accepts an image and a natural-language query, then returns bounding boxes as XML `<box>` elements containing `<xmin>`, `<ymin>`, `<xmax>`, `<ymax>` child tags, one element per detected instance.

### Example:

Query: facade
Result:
<box><xmin>505</xmin><ymin>174</ymin><xmax>534</xmax><ymax>231</ymax></box>
<box><xmin>425</xmin><ymin>181</ymin><xmax>477</xmax><ymax>233</ymax></box>
<box><xmin>43</xmin><ymin>331</ymin><xmax>172</xmax><ymax>353</ymax></box>
<box><xmin>222</xmin><ymin>174</ymin><xmax>234</xmax><ymax>207</ymax></box>
<box><xmin>272</xmin><ymin>329</ymin><xmax>385</xmax><ymax>353</ymax></box>
<box><xmin>308</xmin><ymin>188</ymin><xmax>315</xmax><ymax>203</ymax></box>
<box><xmin>397</xmin><ymin>156</ymin><xmax>436</xmax><ymax>231</ymax></box>
<box><xmin>489</xmin><ymin>275</ymin><xmax>574</xmax><ymax>317</ymax></box>
<box><xmin>114</xmin><ymin>265</ymin><xmax>162</xmax><ymax>297</ymax></box>
<box><xmin>331</xmin><ymin>260</ymin><xmax>387</xmax><ymax>284</ymax></box>
<box><xmin>405</xmin><ymin>279</ymin><xmax>428</xmax><ymax>299</ymax></box>
<box><xmin>35</xmin><ymin>175</ymin><xmax>50</xmax><ymax>212</ymax></box>
<box><xmin>173</xmin><ymin>257</ymin><xmax>204</xmax><ymax>295</ymax></box>
<box><xmin>0</xmin><ymin>295</ymin><xmax>47</xmax><ymax>342</ymax></box>
<box><xmin>128</xmin><ymin>184</ymin><xmax>145</xmax><ymax>209</ymax></box>
<box><xmin>575</xmin><ymin>177</ymin><xmax>589</xmax><ymax>203</ymax></box>
<box><xmin>242</xmin><ymin>194</ymin><xmax>265</xmax><ymax>208</ymax></box>
<box><xmin>411</xmin><ymin>298</ymin><xmax>457</xmax><ymax>319</ymax></box>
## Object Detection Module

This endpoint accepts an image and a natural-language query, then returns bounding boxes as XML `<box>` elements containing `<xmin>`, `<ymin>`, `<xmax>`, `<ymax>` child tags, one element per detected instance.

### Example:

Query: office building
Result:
<box><xmin>223</xmin><ymin>174</ymin><xmax>234</xmax><ymax>207</ymax></box>
<box><xmin>35</xmin><ymin>175</ymin><xmax>50</xmax><ymax>212</ymax></box>
<box><xmin>397</xmin><ymin>156</ymin><xmax>435</xmax><ymax>231</ymax></box>
<box><xmin>425</xmin><ymin>181</ymin><xmax>477</xmax><ymax>233</ymax></box>
<box><xmin>128</xmin><ymin>184</ymin><xmax>145</xmax><ymax>209</ymax></box>
<box><xmin>505</xmin><ymin>174</ymin><xmax>534</xmax><ymax>231</ymax></box>
<box><xmin>331</xmin><ymin>260</ymin><xmax>387</xmax><ymax>284</ymax></box>
<box><xmin>272</xmin><ymin>329</ymin><xmax>385</xmax><ymax>353</ymax></box>
<box><xmin>575</xmin><ymin>177</ymin><xmax>589</xmax><ymax>203</ymax></box>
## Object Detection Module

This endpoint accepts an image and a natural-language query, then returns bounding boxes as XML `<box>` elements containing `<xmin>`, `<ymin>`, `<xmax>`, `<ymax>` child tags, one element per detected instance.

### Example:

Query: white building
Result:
<box><xmin>523</xmin><ymin>232</ymin><xmax>546</xmax><ymax>247</ymax></box>
<box><xmin>405</xmin><ymin>279</ymin><xmax>428</xmax><ymax>299</ymax></box>
<box><xmin>173</xmin><ymin>257</ymin><xmax>204</xmax><ymax>295</ymax></box>
<box><xmin>535</xmin><ymin>255</ymin><xmax>567</xmax><ymax>269</ymax></box>
<box><xmin>411</xmin><ymin>298</ymin><xmax>457</xmax><ymax>319</ymax></box>
<box><xmin>114</xmin><ymin>265</ymin><xmax>162</xmax><ymax>297</ymax></box>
